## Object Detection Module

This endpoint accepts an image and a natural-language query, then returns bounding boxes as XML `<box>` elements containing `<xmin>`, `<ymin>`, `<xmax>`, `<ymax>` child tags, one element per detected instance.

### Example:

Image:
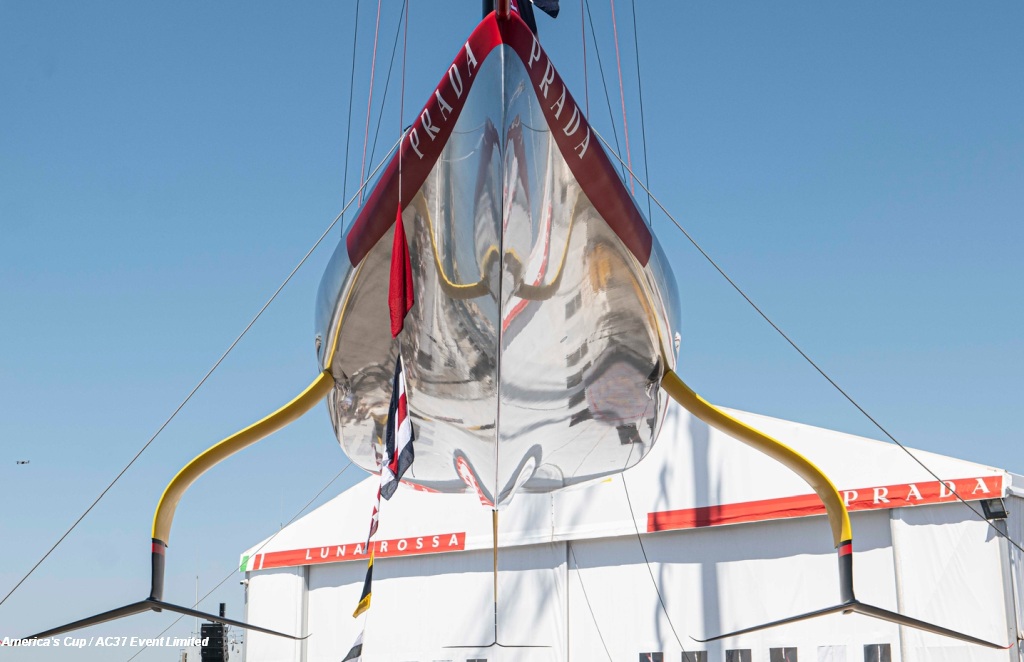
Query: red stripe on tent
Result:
<box><xmin>648</xmin><ymin>475</ymin><xmax>1003</xmax><ymax>533</ymax></box>
<box><xmin>346</xmin><ymin>12</ymin><xmax>652</xmax><ymax>267</ymax></box>
<box><xmin>252</xmin><ymin>532</ymin><xmax>467</xmax><ymax>571</ymax></box>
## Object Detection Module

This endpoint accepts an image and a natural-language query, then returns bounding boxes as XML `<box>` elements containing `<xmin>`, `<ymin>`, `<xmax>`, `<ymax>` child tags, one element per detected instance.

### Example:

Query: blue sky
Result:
<box><xmin>1</xmin><ymin>1</ymin><xmax>1022</xmax><ymax>659</ymax></box>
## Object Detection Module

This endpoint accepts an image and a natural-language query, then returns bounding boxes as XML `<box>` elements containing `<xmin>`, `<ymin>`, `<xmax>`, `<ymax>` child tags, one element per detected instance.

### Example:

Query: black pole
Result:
<box><xmin>149</xmin><ymin>539</ymin><xmax>167</xmax><ymax>604</ymax></box>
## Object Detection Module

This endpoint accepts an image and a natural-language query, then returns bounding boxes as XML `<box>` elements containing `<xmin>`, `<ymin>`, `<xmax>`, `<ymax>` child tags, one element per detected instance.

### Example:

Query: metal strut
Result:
<box><xmin>26</xmin><ymin>372</ymin><xmax>335</xmax><ymax>641</ymax></box>
<box><xmin>444</xmin><ymin>508</ymin><xmax>550</xmax><ymax>650</ymax></box>
<box><xmin>661</xmin><ymin>369</ymin><xmax>1011</xmax><ymax>649</ymax></box>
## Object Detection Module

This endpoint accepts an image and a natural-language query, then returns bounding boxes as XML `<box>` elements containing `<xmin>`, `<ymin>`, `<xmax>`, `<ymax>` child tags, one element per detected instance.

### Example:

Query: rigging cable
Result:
<box><xmin>608</xmin><ymin>0</ymin><xmax>635</xmax><ymax>195</ymax></box>
<box><xmin>340</xmin><ymin>0</ymin><xmax>362</xmax><ymax>235</ymax></box>
<box><xmin>591</xmin><ymin>127</ymin><xmax>1024</xmax><ymax>558</ymax></box>
<box><xmin>615</xmin><ymin>438</ymin><xmax>691</xmax><ymax>659</ymax></box>
<box><xmin>630</xmin><ymin>0</ymin><xmax>654</xmax><ymax>224</ymax></box>
<box><xmin>581</xmin><ymin>14</ymin><xmax>693</xmax><ymax>654</ymax></box>
<box><xmin>399</xmin><ymin>0</ymin><xmax>408</xmax><ymax>199</ymax></box>
<box><xmin>582</xmin><ymin>0</ymin><xmax>625</xmax><ymax>183</ymax></box>
<box><xmin>567</xmin><ymin>543</ymin><xmax>614</xmax><ymax>661</ymax></box>
<box><xmin>624</xmin><ymin>477</ymin><xmax>710</xmax><ymax>662</ymax></box>
<box><xmin>621</xmin><ymin>476</ymin><xmax>687</xmax><ymax>655</ymax></box>
<box><xmin>358</xmin><ymin>0</ymin><xmax>385</xmax><ymax>205</ymax></box>
<box><xmin>366</xmin><ymin>0</ymin><xmax>408</xmax><ymax>184</ymax></box>
<box><xmin>580</xmin><ymin>0</ymin><xmax>589</xmax><ymax>117</ymax></box>
<box><xmin>0</xmin><ymin>137</ymin><xmax>403</xmax><ymax>613</ymax></box>
<box><xmin>124</xmin><ymin>461</ymin><xmax>355</xmax><ymax>662</ymax></box>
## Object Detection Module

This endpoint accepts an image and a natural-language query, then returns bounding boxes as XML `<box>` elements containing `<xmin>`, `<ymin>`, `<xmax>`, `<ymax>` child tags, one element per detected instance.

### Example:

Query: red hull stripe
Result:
<box><xmin>249</xmin><ymin>532</ymin><xmax>467</xmax><ymax>571</ymax></box>
<box><xmin>345</xmin><ymin>12</ymin><xmax>652</xmax><ymax>267</ymax></box>
<box><xmin>648</xmin><ymin>475</ymin><xmax>1003</xmax><ymax>533</ymax></box>
<box><xmin>498</xmin><ymin>16</ymin><xmax>652</xmax><ymax>264</ymax></box>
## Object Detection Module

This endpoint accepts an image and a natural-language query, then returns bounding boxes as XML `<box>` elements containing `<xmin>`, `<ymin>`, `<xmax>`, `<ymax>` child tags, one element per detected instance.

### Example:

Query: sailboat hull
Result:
<box><xmin>316</xmin><ymin>13</ymin><xmax>679</xmax><ymax>506</ymax></box>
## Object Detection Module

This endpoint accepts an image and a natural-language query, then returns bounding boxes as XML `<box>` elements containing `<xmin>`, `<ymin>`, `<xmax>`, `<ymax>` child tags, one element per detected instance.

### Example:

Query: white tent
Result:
<box><xmin>240</xmin><ymin>404</ymin><xmax>1024</xmax><ymax>662</ymax></box>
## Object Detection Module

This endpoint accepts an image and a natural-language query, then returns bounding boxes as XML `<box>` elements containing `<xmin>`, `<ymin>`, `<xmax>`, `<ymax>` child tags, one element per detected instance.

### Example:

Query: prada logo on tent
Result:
<box><xmin>649</xmin><ymin>475</ymin><xmax>1002</xmax><ymax>533</ymax></box>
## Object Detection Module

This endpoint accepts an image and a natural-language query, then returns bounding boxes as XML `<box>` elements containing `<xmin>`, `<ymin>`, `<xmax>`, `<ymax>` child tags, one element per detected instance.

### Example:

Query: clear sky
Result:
<box><xmin>1</xmin><ymin>1</ymin><xmax>1022</xmax><ymax>660</ymax></box>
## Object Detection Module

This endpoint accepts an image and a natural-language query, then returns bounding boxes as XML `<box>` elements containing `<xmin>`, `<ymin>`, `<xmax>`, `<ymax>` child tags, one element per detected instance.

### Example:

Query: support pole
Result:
<box><xmin>492</xmin><ymin>509</ymin><xmax>499</xmax><ymax>641</ymax></box>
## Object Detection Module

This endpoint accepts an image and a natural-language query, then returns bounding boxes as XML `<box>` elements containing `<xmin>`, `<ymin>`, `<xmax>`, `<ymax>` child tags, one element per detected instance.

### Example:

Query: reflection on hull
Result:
<box><xmin>316</xmin><ymin>18</ymin><xmax>679</xmax><ymax>506</ymax></box>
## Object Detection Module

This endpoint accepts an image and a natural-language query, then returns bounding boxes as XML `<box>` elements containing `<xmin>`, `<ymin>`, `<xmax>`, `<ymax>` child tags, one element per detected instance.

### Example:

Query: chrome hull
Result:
<box><xmin>316</xmin><ymin>15</ymin><xmax>679</xmax><ymax>506</ymax></box>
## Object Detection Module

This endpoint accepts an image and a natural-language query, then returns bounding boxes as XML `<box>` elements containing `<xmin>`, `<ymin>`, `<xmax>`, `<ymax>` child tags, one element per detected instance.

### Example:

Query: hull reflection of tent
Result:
<box><xmin>240</xmin><ymin>403</ymin><xmax>1024</xmax><ymax>661</ymax></box>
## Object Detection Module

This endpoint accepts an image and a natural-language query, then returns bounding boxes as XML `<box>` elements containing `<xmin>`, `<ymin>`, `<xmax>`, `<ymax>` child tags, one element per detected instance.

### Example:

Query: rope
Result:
<box><xmin>630</xmin><ymin>0</ymin><xmax>653</xmax><ymax>224</ymax></box>
<box><xmin>591</xmin><ymin>127</ymin><xmax>1024</xmax><ymax>558</ymax></box>
<box><xmin>568</xmin><ymin>543</ymin><xmax>614</xmax><ymax>661</ymax></box>
<box><xmin>621</xmin><ymin>477</ymin><xmax>688</xmax><ymax>654</ymax></box>
<box><xmin>582</xmin><ymin>0</ymin><xmax>625</xmax><ymax>182</ymax></box>
<box><xmin>0</xmin><ymin>138</ymin><xmax>403</xmax><ymax>613</ymax></box>
<box><xmin>608</xmin><ymin>0</ymin><xmax>635</xmax><ymax>195</ymax></box>
<box><xmin>580</xmin><ymin>0</ymin><xmax>589</xmax><ymax>117</ymax></box>
<box><xmin>358</xmin><ymin>0</ymin><xmax>385</xmax><ymax>205</ymax></box>
<box><xmin>615</xmin><ymin>438</ymin><xmax>687</xmax><ymax>655</ymax></box>
<box><xmin>124</xmin><ymin>461</ymin><xmax>355</xmax><ymax>661</ymax></box>
<box><xmin>399</xmin><ymin>0</ymin><xmax>408</xmax><ymax>204</ymax></box>
<box><xmin>366</xmin><ymin>1</ymin><xmax>408</xmax><ymax>187</ymax></box>
<box><xmin>340</xmin><ymin>0</ymin><xmax>362</xmax><ymax>235</ymax></box>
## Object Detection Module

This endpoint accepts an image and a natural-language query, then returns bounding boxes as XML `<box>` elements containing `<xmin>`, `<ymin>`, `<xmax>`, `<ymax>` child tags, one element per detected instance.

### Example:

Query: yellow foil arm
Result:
<box><xmin>661</xmin><ymin>369</ymin><xmax>852</xmax><ymax>547</ymax></box>
<box><xmin>152</xmin><ymin>371</ymin><xmax>335</xmax><ymax>543</ymax></box>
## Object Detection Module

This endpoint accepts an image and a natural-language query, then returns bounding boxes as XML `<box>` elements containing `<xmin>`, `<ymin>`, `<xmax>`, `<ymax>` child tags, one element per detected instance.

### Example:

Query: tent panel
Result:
<box><xmin>567</xmin><ymin>512</ymin><xmax>900</xmax><ymax>661</ymax></box>
<box><xmin>1009</xmin><ymin>495</ymin><xmax>1024</xmax><ymax>659</ymax></box>
<box><xmin>891</xmin><ymin>503</ymin><xmax>1015</xmax><ymax>661</ymax></box>
<box><xmin>244</xmin><ymin>567</ymin><xmax>305</xmax><ymax>662</ymax></box>
<box><xmin>306</xmin><ymin>543</ymin><xmax>566</xmax><ymax>661</ymax></box>
<box><xmin>305</xmin><ymin>560</ymin><xmax>366</xmax><ymax>662</ymax></box>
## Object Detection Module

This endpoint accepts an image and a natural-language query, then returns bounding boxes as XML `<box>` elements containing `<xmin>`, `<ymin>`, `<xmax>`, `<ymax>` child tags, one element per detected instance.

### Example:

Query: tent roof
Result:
<box><xmin>240</xmin><ymin>403</ymin><xmax>1008</xmax><ymax>572</ymax></box>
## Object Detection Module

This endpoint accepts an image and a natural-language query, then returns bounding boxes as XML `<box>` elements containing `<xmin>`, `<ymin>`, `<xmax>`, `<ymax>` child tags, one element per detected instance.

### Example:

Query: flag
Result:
<box><xmin>508</xmin><ymin>0</ymin><xmax>559</xmax><ymax>35</ymax></box>
<box><xmin>510</xmin><ymin>0</ymin><xmax>538</xmax><ymax>34</ymax></box>
<box><xmin>342</xmin><ymin>630</ymin><xmax>363</xmax><ymax>661</ymax></box>
<box><xmin>365</xmin><ymin>486</ymin><xmax>381</xmax><ymax>546</ymax></box>
<box><xmin>352</xmin><ymin>549</ymin><xmax>374</xmax><ymax>618</ymax></box>
<box><xmin>389</xmin><ymin>207</ymin><xmax>414</xmax><ymax>338</ymax></box>
<box><xmin>532</xmin><ymin>0</ymin><xmax>560</xmax><ymax>18</ymax></box>
<box><xmin>379</xmin><ymin>354</ymin><xmax>414</xmax><ymax>501</ymax></box>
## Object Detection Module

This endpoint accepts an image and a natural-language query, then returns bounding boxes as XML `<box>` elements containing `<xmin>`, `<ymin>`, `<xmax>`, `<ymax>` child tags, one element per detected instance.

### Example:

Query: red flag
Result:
<box><xmin>389</xmin><ymin>207</ymin><xmax>414</xmax><ymax>337</ymax></box>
